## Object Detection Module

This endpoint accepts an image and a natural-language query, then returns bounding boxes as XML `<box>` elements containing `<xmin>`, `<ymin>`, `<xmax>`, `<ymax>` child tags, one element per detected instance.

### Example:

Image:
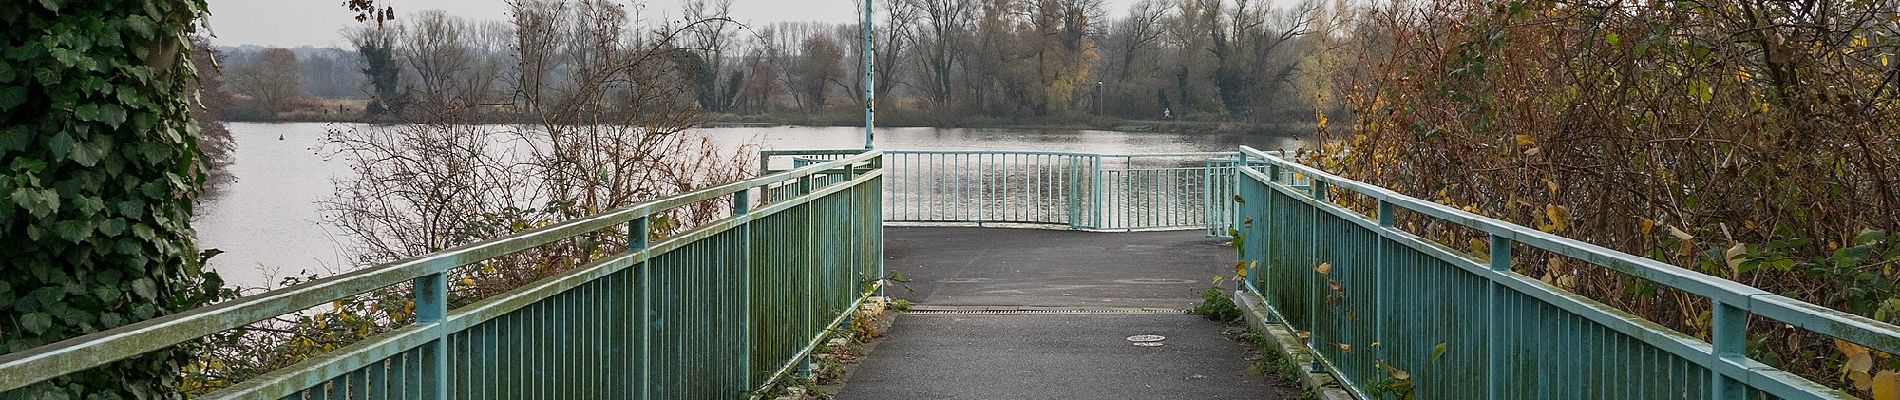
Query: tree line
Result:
<box><xmin>211</xmin><ymin>0</ymin><xmax>1334</xmax><ymax>127</ymax></box>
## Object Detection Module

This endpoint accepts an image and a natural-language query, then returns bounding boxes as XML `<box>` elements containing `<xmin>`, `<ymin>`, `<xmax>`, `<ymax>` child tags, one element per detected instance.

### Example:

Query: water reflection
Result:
<box><xmin>194</xmin><ymin>123</ymin><xmax>1304</xmax><ymax>289</ymax></box>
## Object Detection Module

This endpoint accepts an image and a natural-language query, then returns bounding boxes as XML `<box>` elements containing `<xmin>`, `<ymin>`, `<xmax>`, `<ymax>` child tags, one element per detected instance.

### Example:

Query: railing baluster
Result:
<box><xmin>415</xmin><ymin>271</ymin><xmax>449</xmax><ymax>400</ymax></box>
<box><xmin>1486</xmin><ymin>233</ymin><xmax>1512</xmax><ymax>399</ymax></box>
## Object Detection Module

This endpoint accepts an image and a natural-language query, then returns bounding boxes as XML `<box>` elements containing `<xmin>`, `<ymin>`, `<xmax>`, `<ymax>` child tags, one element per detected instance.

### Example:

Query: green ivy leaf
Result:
<box><xmin>50</xmin><ymin>219</ymin><xmax>93</xmax><ymax>243</ymax></box>
<box><xmin>97</xmin><ymin>218</ymin><xmax>125</xmax><ymax>237</ymax></box>
<box><xmin>68</xmin><ymin>140</ymin><xmax>102</xmax><ymax>167</ymax></box>
<box><xmin>11</xmin><ymin>188</ymin><xmax>59</xmax><ymax>218</ymax></box>
<box><xmin>130</xmin><ymin>278</ymin><xmax>157</xmax><ymax>301</ymax></box>
<box><xmin>0</xmin><ymin>127</ymin><xmax>28</xmax><ymax>156</ymax></box>
<box><xmin>20</xmin><ymin>313</ymin><xmax>52</xmax><ymax>335</ymax></box>
<box><xmin>0</xmin><ymin>87</ymin><xmax>24</xmax><ymax>111</ymax></box>
<box><xmin>96</xmin><ymin>104</ymin><xmax>126</xmax><ymax>129</ymax></box>
<box><xmin>47</xmin><ymin>132</ymin><xmax>75</xmax><ymax>161</ymax></box>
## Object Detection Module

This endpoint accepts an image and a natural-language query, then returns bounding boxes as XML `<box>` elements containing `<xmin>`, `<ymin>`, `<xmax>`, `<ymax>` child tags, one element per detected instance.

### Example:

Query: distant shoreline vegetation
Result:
<box><xmin>219</xmin><ymin>104</ymin><xmax>1317</xmax><ymax>138</ymax></box>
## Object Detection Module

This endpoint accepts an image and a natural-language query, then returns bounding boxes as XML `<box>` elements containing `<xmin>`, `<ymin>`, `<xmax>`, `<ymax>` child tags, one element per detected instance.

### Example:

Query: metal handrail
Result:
<box><xmin>0</xmin><ymin>150</ymin><xmax>888</xmax><ymax>398</ymax></box>
<box><xmin>1235</xmin><ymin>145</ymin><xmax>1885</xmax><ymax>399</ymax></box>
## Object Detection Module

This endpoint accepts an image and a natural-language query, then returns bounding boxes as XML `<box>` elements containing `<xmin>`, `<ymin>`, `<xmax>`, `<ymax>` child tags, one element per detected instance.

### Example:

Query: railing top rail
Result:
<box><xmin>884</xmin><ymin>149</ymin><xmax>1233</xmax><ymax>158</ymax></box>
<box><xmin>1236</xmin><ymin>145</ymin><xmax>1900</xmax><ymax>356</ymax></box>
<box><xmin>764</xmin><ymin>148</ymin><xmax>1278</xmax><ymax>159</ymax></box>
<box><xmin>0</xmin><ymin>150</ymin><xmax>886</xmax><ymax>392</ymax></box>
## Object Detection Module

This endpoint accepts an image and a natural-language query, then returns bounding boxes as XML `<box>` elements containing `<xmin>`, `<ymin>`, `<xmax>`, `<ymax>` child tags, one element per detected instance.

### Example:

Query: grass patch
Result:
<box><xmin>1193</xmin><ymin>287</ymin><xmax>1242</xmax><ymax>322</ymax></box>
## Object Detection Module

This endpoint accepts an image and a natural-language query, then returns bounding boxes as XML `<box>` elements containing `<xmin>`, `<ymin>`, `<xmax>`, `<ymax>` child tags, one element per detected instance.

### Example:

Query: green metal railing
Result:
<box><xmin>0</xmin><ymin>151</ymin><xmax>887</xmax><ymax>399</ymax></box>
<box><xmin>764</xmin><ymin>149</ymin><xmax>1239</xmax><ymax>234</ymax></box>
<box><xmin>1233</xmin><ymin>146</ymin><xmax>1897</xmax><ymax>399</ymax></box>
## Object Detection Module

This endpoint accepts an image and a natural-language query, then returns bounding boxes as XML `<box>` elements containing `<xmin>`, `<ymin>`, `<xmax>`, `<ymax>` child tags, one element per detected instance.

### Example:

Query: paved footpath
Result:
<box><xmin>837</xmin><ymin>227</ymin><xmax>1296</xmax><ymax>399</ymax></box>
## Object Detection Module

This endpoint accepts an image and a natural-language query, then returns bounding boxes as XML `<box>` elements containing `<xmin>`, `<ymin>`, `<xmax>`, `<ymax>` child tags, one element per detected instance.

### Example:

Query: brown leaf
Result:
<box><xmin>1315</xmin><ymin>262</ymin><xmax>1332</xmax><ymax>275</ymax></box>
<box><xmin>1851</xmin><ymin>352</ymin><xmax>1876</xmax><ymax>374</ymax></box>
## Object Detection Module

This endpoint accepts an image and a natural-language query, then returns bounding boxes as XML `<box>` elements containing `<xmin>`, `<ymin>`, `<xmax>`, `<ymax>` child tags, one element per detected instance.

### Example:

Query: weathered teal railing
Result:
<box><xmin>0</xmin><ymin>151</ymin><xmax>886</xmax><ymax>399</ymax></box>
<box><xmin>1233</xmin><ymin>146</ymin><xmax>1897</xmax><ymax>399</ymax></box>
<box><xmin>764</xmin><ymin>149</ymin><xmax>1237</xmax><ymax>234</ymax></box>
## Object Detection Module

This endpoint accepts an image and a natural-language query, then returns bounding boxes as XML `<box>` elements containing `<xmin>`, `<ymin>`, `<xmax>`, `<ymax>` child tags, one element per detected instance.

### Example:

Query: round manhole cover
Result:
<box><xmin>1126</xmin><ymin>334</ymin><xmax>1166</xmax><ymax>342</ymax></box>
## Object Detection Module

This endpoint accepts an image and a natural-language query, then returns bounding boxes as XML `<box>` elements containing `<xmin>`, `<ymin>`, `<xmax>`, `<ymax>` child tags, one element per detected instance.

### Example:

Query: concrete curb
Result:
<box><xmin>1235</xmin><ymin>289</ymin><xmax>1357</xmax><ymax>400</ymax></box>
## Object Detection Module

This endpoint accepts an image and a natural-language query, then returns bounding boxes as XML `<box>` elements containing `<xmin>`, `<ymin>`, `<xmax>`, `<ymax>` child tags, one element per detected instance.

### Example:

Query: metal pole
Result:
<box><xmin>862</xmin><ymin>0</ymin><xmax>876</xmax><ymax>149</ymax></box>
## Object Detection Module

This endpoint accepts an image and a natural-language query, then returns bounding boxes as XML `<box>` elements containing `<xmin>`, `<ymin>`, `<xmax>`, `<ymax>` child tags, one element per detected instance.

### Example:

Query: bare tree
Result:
<box><xmin>902</xmin><ymin>0</ymin><xmax>977</xmax><ymax>108</ymax></box>
<box><xmin>792</xmin><ymin>35</ymin><xmax>845</xmax><ymax>111</ymax></box>
<box><xmin>225</xmin><ymin>47</ymin><xmax>304</xmax><ymax>117</ymax></box>
<box><xmin>396</xmin><ymin>10</ymin><xmax>473</xmax><ymax>109</ymax></box>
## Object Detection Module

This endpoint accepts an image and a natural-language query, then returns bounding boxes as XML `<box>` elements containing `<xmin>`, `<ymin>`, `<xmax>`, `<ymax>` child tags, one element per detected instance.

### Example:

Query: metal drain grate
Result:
<box><xmin>905</xmin><ymin>307</ymin><xmax>1190</xmax><ymax>315</ymax></box>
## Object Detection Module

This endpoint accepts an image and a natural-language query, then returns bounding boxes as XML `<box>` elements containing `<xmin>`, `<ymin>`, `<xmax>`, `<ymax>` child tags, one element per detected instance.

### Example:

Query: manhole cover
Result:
<box><xmin>1126</xmin><ymin>334</ymin><xmax>1166</xmax><ymax>342</ymax></box>
<box><xmin>1133</xmin><ymin>342</ymin><xmax>1165</xmax><ymax>347</ymax></box>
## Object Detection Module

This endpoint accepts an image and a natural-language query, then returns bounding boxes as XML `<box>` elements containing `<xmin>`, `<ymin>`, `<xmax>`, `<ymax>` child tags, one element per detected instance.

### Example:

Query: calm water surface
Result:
<box><xmin>194</xmin><ymin>123</ymin><xmax>1303</xmax><ymax>289</ymax></box>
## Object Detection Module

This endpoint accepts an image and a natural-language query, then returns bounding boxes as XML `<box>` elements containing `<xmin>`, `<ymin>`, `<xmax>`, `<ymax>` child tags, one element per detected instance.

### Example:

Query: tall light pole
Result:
<box><xmin>862</xmin><ymin>0</ymin><xmax>876</xmax><ymax>149</ymax></box>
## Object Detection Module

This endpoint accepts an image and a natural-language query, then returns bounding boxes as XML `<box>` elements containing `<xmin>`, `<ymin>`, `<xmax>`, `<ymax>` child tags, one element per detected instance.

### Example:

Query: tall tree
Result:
<box><xmin>353</xmin><ymin>27</ymin><xmax>405</xmax><ymax>116</ymax></box>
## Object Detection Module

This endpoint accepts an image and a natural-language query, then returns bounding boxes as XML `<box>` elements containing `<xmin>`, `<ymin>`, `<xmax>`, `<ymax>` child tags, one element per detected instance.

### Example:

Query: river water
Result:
<box><xmin>193</xmin><ymin>122</ymin><xmax>1302</xmax><ymax>290</ymax></box>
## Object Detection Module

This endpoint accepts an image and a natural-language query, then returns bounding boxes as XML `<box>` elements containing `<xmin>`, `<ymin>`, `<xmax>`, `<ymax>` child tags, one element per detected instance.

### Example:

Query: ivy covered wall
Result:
<box><xmin>1</xmin><ymin>1</ymin><xmax>225</xmax><ymax>398</ymax></box>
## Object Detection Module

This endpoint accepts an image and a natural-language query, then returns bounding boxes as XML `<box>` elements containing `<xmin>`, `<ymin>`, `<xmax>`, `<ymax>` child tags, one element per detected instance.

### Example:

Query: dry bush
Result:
<box><xmin>1307</xmin><ymin>0</ymin><xmax>1900</xmax><ymax>391</ymax></box>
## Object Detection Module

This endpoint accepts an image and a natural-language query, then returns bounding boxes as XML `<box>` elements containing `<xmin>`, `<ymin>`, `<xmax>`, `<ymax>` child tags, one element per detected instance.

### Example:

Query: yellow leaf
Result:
<box><xmin>1854</xmin><ymin>370</ymin><xmax>1875</xmax><ymax>391</ymax></box>
<box><xmin>1297</xmin><ymin>331</ymin><xmax>1312</xmax><ymax>340</ymax></box>
<box><xmin>1212</xmin><ymin>275</ymin><xmax>1226</xmax><ymax>284</ymax></box>
<box><xmin>1838</xmin><ymin>339</ymin><xmax>1872</xmax><ymax>358</ymax></box>
<box><xmin>1640</xmin><ymin>218</ymin><xmax>1655</xmax><ymax>236</ymax></box>
<box><xmin>1316</xmin><ymin>262</ymin><xmax>1332</xmax><ymax>275</ymax></box>
<box><xmin>1544</xmin><ymin>179</ymin><xmax>1559</xmax><ymax>196</ymax></box>
<box><xmin>1874</xmin><ymin>371</ymin><xmax>1900</xmax><ymax>400</ymax></box>
<box><xmin>1545</xmin><ymin>205</ymin><xmax>1570</xmax><ymax>232</ymax></box>
<box><xmin>1524</xmin><ymin>147</ymin><xmax>1542</xmax><ymax>156</ymax></box>
<box><xmin>1514</xmin><ymin>134</ymin><xmax>1536</xmax><ymax>146</ymax></box>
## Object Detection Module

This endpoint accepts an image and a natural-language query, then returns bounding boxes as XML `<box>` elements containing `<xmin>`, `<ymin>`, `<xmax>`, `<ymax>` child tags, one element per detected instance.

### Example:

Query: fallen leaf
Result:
<box><xmin>1315</xmin><ymin>262</ymin><xmax>1332</xmax><ymax>275</ymax></box>
<box><xmin>1852</xmin><ymin>352</ymin><xmax>1876</xmax><ymax>374</ymax></box>
<box><xmin>1338</xmin><ymin>343</ymin><xmax>1352</xmax><ymax>352</ymax></box>
<box><xmin>1874</xmin><ymin>371</ymin><xmax>1900</xmax><ymax>400</ymax></box>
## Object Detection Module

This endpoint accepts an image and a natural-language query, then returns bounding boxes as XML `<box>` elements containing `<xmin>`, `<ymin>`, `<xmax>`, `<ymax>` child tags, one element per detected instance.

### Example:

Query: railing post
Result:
<box><xmin>1307</xmin><ymin>180</ymin><xmax>1328</xmax><ymax>373</ymax></box>
<box><xmin>1486</xmin><ymin>234</ymin><xmax>1512</xmax><ymax>399</ymax></box>
<box><xmin>1092</xmin><ymin>155</ymin><xmax>1105</xmax><ymax>229</ymax></box>
<box><xmin>413</xmin><ymin>271</ymin><xmax>449</xmax><ymax>399</ymax></box>
<box><xmin>1375</xmin><ymin>200</ymin><xmax>1394</xmax><ymax>364</ymax></box>
<box><xmin>733</xmin><ymin>189</ymin><xmax>753</xmax><ymax>394</ymax></box>
<box><xmin>629</xmin><ymin>216</ymin><xmax>651</xmax><ymax>400</ymax></box>
<box><xmin>1712</xmin><ymin>302</ymin><xmax>1747</xmax><ymax>399</ymax></box>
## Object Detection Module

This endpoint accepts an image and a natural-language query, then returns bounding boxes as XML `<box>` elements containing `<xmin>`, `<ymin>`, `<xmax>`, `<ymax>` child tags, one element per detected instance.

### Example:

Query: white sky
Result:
<box><xmin>206</xmin><ymin>0</ymin><xmax>1150</xmax><ymax>48</ymax></box>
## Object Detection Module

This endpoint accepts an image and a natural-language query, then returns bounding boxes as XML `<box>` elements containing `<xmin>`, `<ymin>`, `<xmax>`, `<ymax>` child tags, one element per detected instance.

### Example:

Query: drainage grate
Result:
<box><xmin>905</xmin><ymin>307</ymin><xmax>1190</xmax><ymax>315</ymax></box>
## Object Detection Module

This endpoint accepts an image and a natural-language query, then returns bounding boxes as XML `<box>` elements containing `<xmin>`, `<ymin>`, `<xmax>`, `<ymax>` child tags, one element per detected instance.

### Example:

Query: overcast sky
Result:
<box><xmin>205</xmin><ymin>0</ymin><xmax>1147</xmax><ymax>48</ymax></box>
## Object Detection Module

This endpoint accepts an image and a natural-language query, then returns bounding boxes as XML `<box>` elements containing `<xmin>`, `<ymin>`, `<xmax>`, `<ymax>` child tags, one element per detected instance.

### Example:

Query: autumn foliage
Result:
<box><xmin>1306</xmin><ymin>0</ymin><xmax>1900</xmax><ymax>392</ymax></box>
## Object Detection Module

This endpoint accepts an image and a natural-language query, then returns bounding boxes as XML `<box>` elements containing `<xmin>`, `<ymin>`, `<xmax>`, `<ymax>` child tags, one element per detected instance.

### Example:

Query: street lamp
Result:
<box><xmin>1096</xmin><ymin>81</ymin><xmax>1105</xmax><ymax>116</ymax></box>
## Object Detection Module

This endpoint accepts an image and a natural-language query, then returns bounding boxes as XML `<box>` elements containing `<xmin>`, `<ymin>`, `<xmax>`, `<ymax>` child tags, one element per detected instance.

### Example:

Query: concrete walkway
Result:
<box><xmin>837</xmin><ymin>228</ymin><xmax>1295</xmax><ymax>399</ymax></box>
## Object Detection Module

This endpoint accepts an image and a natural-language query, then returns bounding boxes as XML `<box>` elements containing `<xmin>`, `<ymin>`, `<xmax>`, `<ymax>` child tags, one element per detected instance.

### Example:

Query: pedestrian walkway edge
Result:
<box><xmin>1235</xmin><ymin>290</ymin><xmax>1358</xmax><ymax>400</ymax></box>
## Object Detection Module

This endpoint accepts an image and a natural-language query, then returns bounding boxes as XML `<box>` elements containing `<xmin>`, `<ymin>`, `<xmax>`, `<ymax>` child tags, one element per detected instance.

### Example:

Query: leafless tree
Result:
<box><xmin>396</xmin><ymin>10</ymin><xmax>473</xmax><ymax>109</ymax></box>
<box><xmin>225</xmin><ymin>47</ymin><xmax>304</xmax><ymax>117</ymax></box>
<box><xmin>792</xmin><ymin>35</ymin><xmax>845</xmax><ymax>111</ymax></box>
